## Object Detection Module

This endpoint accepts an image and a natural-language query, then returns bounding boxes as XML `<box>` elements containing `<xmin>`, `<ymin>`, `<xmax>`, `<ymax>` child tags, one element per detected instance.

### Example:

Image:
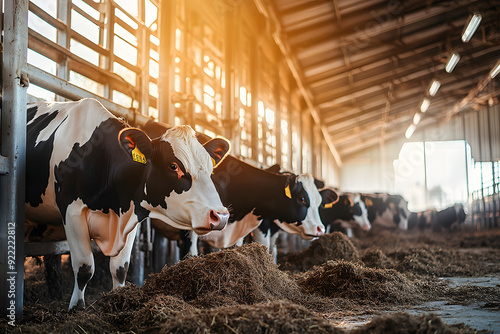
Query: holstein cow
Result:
<box><xmin>320</xmin><ymin>193</ymin><xmax>371</xmax><ymax>237</ymax></box>
<box><xmin>408</xmin><ymin>204</ymin><xmax>466</xmax><ymax>231</ymax></box>
<box><xmin>142</xmin><ymin>121</ymin><xmax>333</xmax><ymax>257</ymax></box>
<box><xmin>252</xmin><ymin>187</ymin><xmax>339</xmax><ymax>254</ymax></box>
<box><xmin>251</xmin><ymin>165</ymin><xmax>338</xmax><ymax>252</ymax></box>
<box><xmin>184</xmin><ymin>164</ymin><xmax>331</xmax><ymax>256</ymax></box>
<box><xmin>25</xmin><ymin>99</ymin><xmax>230</xmax><ymax>310</ymax></box>
<box><xmin>361</xmin><ymin>193</ymin><xmax>410</xmax><ymax>231</ymax></box>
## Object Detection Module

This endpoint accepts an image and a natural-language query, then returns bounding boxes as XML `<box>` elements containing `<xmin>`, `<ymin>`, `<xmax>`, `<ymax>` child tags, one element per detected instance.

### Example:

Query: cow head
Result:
<box><xmin>126</xmin><ymin>125</ymin><xmax>230</xmax><ymax>235</ymax></box>
<box><xmin>275</xmin><ymin>174</ymin><xmax>337</xmax><ymax>239</ymax></box>
<box><xmin>351</xmin><ymin>194</ymin><xmax>371</xmax><ymax>231</ymax></box>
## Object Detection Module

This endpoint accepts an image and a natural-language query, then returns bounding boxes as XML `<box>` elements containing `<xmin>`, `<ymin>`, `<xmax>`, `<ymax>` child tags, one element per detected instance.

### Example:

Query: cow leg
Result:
<box><xmin>109</xmin><ymin>224</ymin><xmax>138</xmax><ymax>289</ymax></box>
<box><xmin>65</xmin><ymin>206</ymin><xmax>95</xmax><ymax>311</ymax></box>
<box><xmin>252</xmin><ymin>227</ymin><xmax>271</xmax><ymax>249</ymax></box>
<box><xmin>189</xmin><ymin>232</ymin><xmax>199</xmax><ymax>256</ymax></box>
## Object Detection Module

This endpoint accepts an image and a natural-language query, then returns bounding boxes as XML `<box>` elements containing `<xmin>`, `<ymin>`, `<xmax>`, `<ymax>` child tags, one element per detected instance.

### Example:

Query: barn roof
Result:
<box><xmin>257</xmin><ymin>0</ymin><xmax>500</xmax><ymax>162</ymax></box>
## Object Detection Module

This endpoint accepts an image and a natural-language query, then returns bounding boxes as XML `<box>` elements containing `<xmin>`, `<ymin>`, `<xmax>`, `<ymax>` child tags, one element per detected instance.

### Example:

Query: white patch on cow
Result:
<box><xmin>26</xmin><ymin>99</ymin><xmax>115</xmax><ymax>224</ymax></box>
<box><xmin>142</xmin><ymin>126</ymin><xmax>228</xmax><ymax>232</ymax></box>
<box><xmin>274</xmin><ymin>174</ymin><xmax>325</xmax><ymax>239</ymax></box>
<box><xmin>352</xmin><ymin>194</ymin><xmax>371</xmax><ymax>231</ymax></box>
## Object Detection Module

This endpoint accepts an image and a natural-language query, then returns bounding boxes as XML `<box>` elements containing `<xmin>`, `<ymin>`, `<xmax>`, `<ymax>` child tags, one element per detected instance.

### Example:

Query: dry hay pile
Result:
<box><xmin>159</xmin><ymin>300</ymin><xmax>345</xmax><ymax>334</ymax></box>
<box><xmin>361</xmin><ymin>249</ymin><xmax>394</xmax><ymax>269</ymax></box>
<box><xmin>278</xmin><ymin>232</ymin><xmax>359</xmax><ymax>272</ymax></box>
<box><xmin>351</xmin><ymin>313</ymin><xmax>477</xmax><ymax>334</ymax></box>
<box><xmin>299</xmin><ymin>260</ymin><xmax>421</xmax><ymax>304</ymax></box>
<box><xmin>390</xmin><ymin>246</ymin><xmax>500</xmax><ymax>277</ymax></box>
<box><xmin>142</xmin><ymin>243</ymin><xmax>304</xmax><ymax>307</ymax></box>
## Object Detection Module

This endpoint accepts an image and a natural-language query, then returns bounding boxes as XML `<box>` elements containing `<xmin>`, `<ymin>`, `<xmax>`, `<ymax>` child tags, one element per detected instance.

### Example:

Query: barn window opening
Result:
<box><xmin>394</xmin><ymin>141</ymin><xmax>470</xmax><ymax>212</ymax></box>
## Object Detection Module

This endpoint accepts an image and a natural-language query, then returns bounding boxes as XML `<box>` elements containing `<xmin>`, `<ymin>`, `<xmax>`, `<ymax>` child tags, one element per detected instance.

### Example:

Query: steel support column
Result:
<box><xmin>0</xmin><ymin>0</ymin><xmax>28</xmax><ymax>321</ymax></box>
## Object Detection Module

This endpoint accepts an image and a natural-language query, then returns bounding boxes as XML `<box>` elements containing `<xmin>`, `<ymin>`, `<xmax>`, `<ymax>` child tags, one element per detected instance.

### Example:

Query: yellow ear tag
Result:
<box><xmin>365</xmin><ymin>198</ymin><xmax>373</xmax><ymax>207</ymax></box>
<box><xmin>132</xmin><ymin>146</ymin><xmax>146</xmax><ymax>164</ymax></box>
<box><xmin>285</xmin><ymin>185</ymin><xmax>292</xmax><ymax>199</ymax></box>
<box><xmin>324</xmin><ymin>202</ymin><xmax>334</xmax><ymax>209</ymax></box>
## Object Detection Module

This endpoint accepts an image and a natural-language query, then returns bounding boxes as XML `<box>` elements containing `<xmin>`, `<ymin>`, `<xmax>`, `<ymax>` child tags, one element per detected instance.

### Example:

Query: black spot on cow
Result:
<box><xmin>26</xmin><ymin>108</ymin><xmax>61</xmax><ymax>207</ymax></box>
<box><xmin>55</xmin><ymin>119</ymin><xmax>147</xmax><ymax>220</ymax></box>
<box><xmin>77</xmin><ymin>263</ymin><xmax>93</xmax><ymax>291</ymax></box>
<box><xmin>116</xmin><ymin>262</ymin><xmax>129</xmax><ymax>285</ymax></box>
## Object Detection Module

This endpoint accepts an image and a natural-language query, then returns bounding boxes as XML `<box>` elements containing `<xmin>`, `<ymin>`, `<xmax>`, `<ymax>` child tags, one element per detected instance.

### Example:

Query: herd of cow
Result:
<box><xmin>24</xmin><ymin>99</ymin><xmax>467</xmax><ymax>311</ymax></box>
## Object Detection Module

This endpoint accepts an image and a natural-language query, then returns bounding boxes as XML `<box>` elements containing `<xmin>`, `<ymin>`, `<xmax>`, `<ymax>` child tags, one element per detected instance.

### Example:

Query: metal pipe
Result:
<box><xmin>486</xmin><ymin>100</ymin><xmax>497</xmax><ymax>228</ymax></box>
<box><xmin>0</xmin><ymin>0</ymin><xmax>28</xmax><ymax>320</ymax></box>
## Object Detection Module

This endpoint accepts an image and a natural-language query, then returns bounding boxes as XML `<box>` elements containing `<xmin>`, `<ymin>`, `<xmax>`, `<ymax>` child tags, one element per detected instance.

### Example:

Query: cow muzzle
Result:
<box><xmin>209</xmin><ymin>210</ymin><xmax>229</xmax><ymax>231</ymax></box>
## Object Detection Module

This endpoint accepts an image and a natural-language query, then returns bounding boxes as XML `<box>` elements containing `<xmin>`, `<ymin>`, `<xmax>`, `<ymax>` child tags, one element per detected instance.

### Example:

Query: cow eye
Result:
<box><xmin>169</xmin><ymin>163</ymin><xmax>178</xmax><ymax>171</ymax></box>
<box><xmin>299</xmin><ymin>197</ymin><xmax>306</xmax><ymax>205</ymax></box>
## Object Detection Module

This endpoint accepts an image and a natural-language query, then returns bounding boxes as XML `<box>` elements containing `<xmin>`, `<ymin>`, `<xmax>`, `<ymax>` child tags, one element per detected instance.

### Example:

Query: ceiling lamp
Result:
<box><xmin>445</xmin><ymin>53</ymin><xmax>460</xmax><ymax>73</ymax></box>
<box><xmin>428</xmin><ymin>80</ymin><xmax>441</xmax><ymax>96</ymax></box>
<box><xmin>405</xmin><ymin>124</ymin><xmax>416</xmax><ymax>139</ymax></box>
<box><xmin>413</xmin><ymin>113</ymin><xmax>422</xmax><ymax>125</ymax></box>
<box><xmin>462</xmin><ymin>13</ymin><xmax>482</xmax><ymax>43</ymax></box>
<box><xmin>490</xmin><ymin>60</ymin><xmax>500</xmax><ymax>78</ymax></box>
<box><xmin>420</xmin><ymin>98</ymin><xmax>430</xmax><ymax>113</ymax></box>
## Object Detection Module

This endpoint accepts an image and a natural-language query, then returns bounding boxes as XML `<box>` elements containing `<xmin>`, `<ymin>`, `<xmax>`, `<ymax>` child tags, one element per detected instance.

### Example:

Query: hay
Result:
<box><xmin>299</xmin><ymin>260</ymin><xmax>421</xmax><ymax>304</ymax></box>
<box><xmin>352</xmin><ymin>312</ymin><xmax>477</xmax><ymax>334</ymax></box>
<box><xmin>158</xmin><ymin>300</ymin><xmax>345</xmax><ymax>334</ymax></box>
<box><xmin>278</xmin><ymin>233</ymin><xmax>360</xmax><ymax>272</ymax></box>
<box><xmin>361</xmin><ymin>249</ymin><xmax>394</xmax><ymax>269</ymax></box>
<box><xmin>143</xmin><ymin>243</ymin><xmax>304</xmax><ymax>307</ymax></box>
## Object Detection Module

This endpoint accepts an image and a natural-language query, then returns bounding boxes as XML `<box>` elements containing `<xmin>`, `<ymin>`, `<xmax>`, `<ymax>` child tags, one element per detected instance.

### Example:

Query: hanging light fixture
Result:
<box><xmin>428</xmin><ymin>80</ymin><xmax>441</xmax><ymax>96</ymax></box>
<box><xmin>445</xmin><ymin>53</ymin><xmax>460</xmax><ymax>73</ymax></box>
<box><xmin>413</xmin><ymin>112</ymin><xmax>422</xmax><ymax>125</ymax></box>
<box><xmin>462</xmin><ymin>12</ymin><xmax>482</xmax><ymax>43</ymax></box>
<box><xmin>405</xmin><ymin>124</ymin><xmax>416</xmax><ymax>139</ymax></box>
<box><xmin>490</xmin><ymin>60</ymin><xmax>500</xmax><ymax>78</ymax></box>
<box><xmin>420</xmin><ymin>98</ymin><xmax>430</xmax><ymax>113</ymax></box>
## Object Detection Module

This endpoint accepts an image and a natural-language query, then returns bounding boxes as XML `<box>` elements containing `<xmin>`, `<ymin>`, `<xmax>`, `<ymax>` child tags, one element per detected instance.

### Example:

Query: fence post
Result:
<box><xmin>0</xmin><ymin>0</ymin><xmax>28</xmax><ymax>321</ymax></box>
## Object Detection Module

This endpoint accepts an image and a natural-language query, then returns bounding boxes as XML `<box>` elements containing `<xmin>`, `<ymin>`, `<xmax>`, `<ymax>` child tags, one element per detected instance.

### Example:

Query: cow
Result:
<box><xmin>408</xmin><ymin>204</ymin><xmax>466</xmax><ymax>231</ymax></box>
<box><xmin>25</xmin><ymin>99</ymin><xmax>230</xmax><ymax>310</ymax></box>
<box><xmin>320</xmin><ymin>193</ymin><xmax>371</xmax><ymax>237</ymax></box>
<box><xmin>142</xmin><ymin>121</ymin><xmax>335</xmax><ymax>257</ymax></box>
<box><xmin>181</xmin><ymin>165</ymin><xmax>330</xmax><ymax>256</ymax></box>
<box><xmin>361</xmin><ymin>193</ymin><xmax>410</xmax><ymax>230</ymax></box>
<box><xmin>252</xmin><ymin>187</ymin><xmax>339</xmax><ymax>256</ymax></box>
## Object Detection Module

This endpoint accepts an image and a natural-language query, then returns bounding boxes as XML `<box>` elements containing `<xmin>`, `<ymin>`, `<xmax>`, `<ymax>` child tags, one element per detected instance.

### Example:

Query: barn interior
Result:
<box><xmin>0</xmin><ymin>0</ymin><xmax>500</xmax><ymax>332</ymax></box>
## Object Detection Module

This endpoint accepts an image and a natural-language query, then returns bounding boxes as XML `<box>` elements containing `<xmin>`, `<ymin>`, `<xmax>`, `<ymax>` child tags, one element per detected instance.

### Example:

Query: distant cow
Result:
<box><xmin>252</xmin><ymin>187</ymin><xmax>338</xmax><ymax>253</ymax></box>
<box><xmin>320</xmin><ymin>193</ymin><xmax>371</xmax><ymax>237</ymax></box>
<box><xmin>361</xmin><ymin>193</ymin><xmax>410</xmax><ymax>230</ymax></box>
<box><xmin>408</xmin><ymin>204</ymin><xmax>466</xmax><ymax>231</ymax></box>
<box><xmin>25</xmin><ymin>99</ymin><xmax>230</xmax><ymax>310</ymax></box>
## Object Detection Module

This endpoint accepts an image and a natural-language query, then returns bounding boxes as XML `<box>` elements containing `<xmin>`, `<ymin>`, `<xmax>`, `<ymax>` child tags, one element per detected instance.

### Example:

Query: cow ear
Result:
<box><xmin>203</xmin><ymin>138</ymin><xmax>230</xmax><ymax>168</ymax></box>
<box><xmin>119</xmin><ymin>128</ymin><xmax>152</xmax><ymax>164</ymax></box>
<box><xmin>267</xmin><ymin>164</ymin><xmax>281</xmax><ymax>174</ymax></box>
<box><xmin>320</xmin><ymin>189</ymin><xmax>338</xmax><ymax>208</ymax></box>
<box><xmin>314</xmin><ymin>178</ymin><xmax>325</xmax><ymax>189</ymax></box>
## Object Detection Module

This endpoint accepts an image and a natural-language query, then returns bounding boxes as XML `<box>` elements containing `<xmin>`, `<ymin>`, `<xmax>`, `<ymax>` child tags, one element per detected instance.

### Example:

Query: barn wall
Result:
<box><xmin>339</xmin><ymin>139</ymin><xmax>403</xmax><ymax>193</ymax></box>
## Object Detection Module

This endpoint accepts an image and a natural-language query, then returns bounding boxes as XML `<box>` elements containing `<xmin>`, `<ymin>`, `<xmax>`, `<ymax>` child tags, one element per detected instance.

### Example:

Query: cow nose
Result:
<box><xmin>362</xmin><ymin>223</ymin><xmax>372</xmax><ymax>231</ymax></box>
<box><xmin>316</xmin><ymin>226</ymin><xmax>325</xmax><ymax>237</ymax></box>
<box><xmin>209</xmin><ymin>210</ymin><xmax>229</xmax><ymax>230</ymax></box>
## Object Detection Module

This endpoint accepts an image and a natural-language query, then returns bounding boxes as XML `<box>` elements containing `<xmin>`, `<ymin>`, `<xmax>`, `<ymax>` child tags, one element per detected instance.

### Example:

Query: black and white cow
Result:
<box><xmin>25</xmin><ymin>99</ymin><xmax>230</xmax><ymax>310</ymax></box>
<box><xmin>320</xmin><ymin>193</ymin><xmax>371</xmax><ymax>237</ymax></box>
<box><xmin>408</xmin><ymin>204</ymin><xmax>466</xmax><ymax>231</ymax></box>
<box><xmin>361</xmin><ymin>193</ymin><xmax>410</xmax><ymax>230</ymax></box>
<box><xmin>185</xmin><ymin>163</ymin><xmax>328</xmax><ymax>255</ymax></box>
<box><xmin>252</xmin><ymin>187</ymin><xmax>338</xmax><ymax>254</ymax></box>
